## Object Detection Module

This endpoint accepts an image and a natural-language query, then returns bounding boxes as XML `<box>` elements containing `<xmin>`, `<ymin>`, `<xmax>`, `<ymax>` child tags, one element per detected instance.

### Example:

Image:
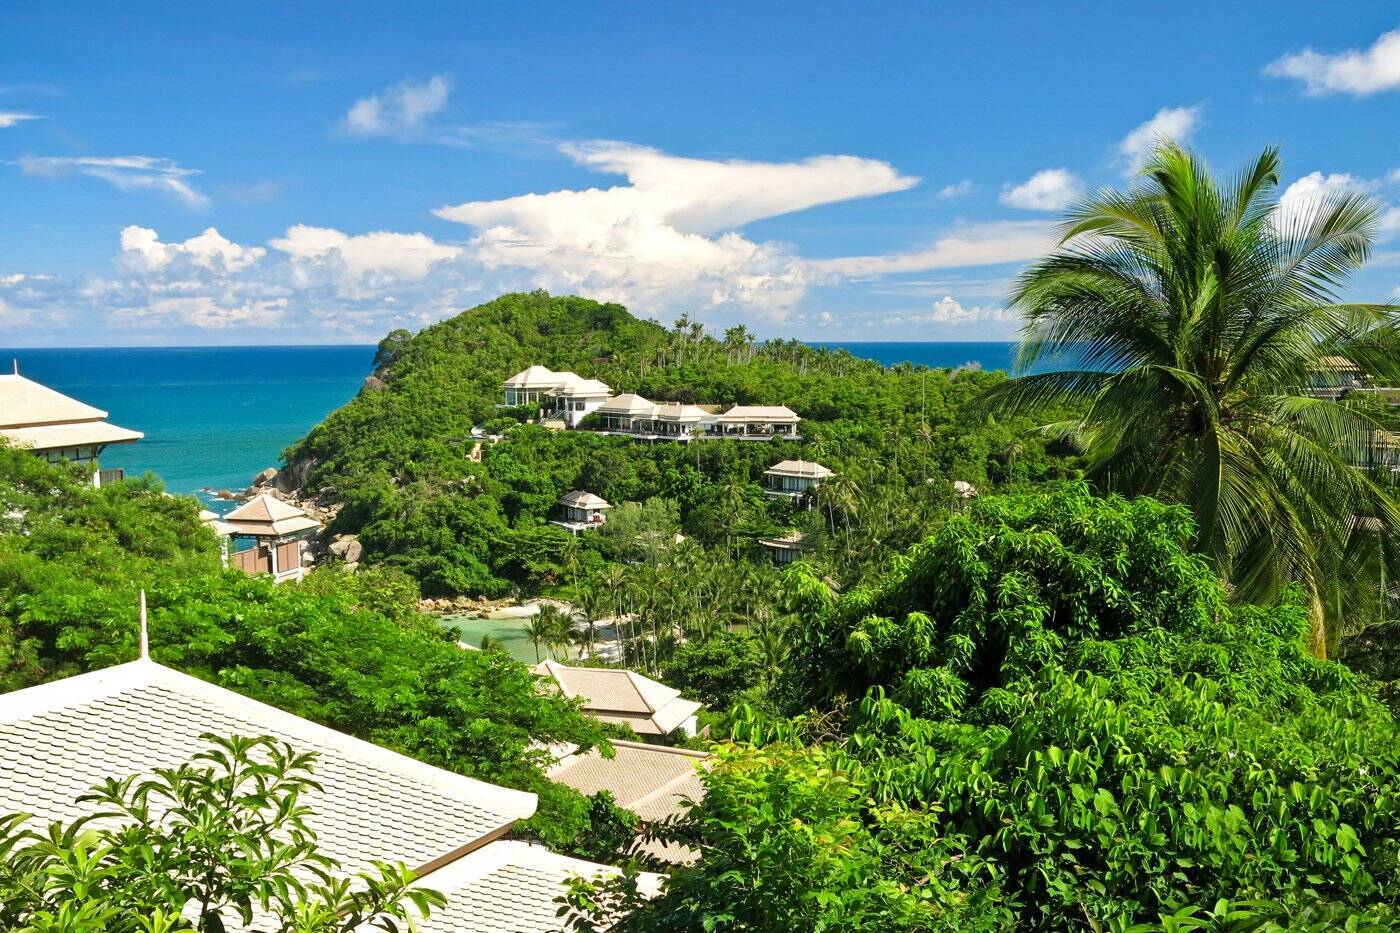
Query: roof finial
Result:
<box><xmin>138</xmin><ymin>589</ymin><xmax>150</xmax><ymax>660</ymax></box>
<box><xmin>11</xmin><ymin>359</ymin><xmax>17</xmax><ymax>375</ymax></box>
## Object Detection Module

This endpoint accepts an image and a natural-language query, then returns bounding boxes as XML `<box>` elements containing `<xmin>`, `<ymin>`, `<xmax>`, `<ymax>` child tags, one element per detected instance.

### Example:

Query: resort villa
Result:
<box><xmin>758</xmin><ymin>530</ymin><xmax>809</xmax><ymax>565</ymax></box>
<box><xmin>501</xmin><ymin>366</ymin><xmax>613</xmax><ymax>427</ymax></box>
<box><xmin>502</xmin><ymin>365</ymin><xmax>801</xmax><ymax>440</ymax></box>
<box><xmin>553</xmin><ymin>490</ymin><xmax>612</xmax><ymax>533</ymax></box>
<box><xmin>548</xmin><ymin>739</ymin><xmax>710</xmax><ymax>863</ymax></box>
<box><xmin>1305</xmin><ymin>355</ymin><xmax>1400</xmax><ymax>404</ymax></box>
<box><xmin>215</xmin><ymin>493</ymin><xmax>321</xmax><ymax>582</ymax></box>
<box><xmin>762</xmin><ymin>459</ymin><xmax>833</xmax><ymax>499</ymax></box>
<box><xmin>535</xmin><ymin>659</ymin><xmax>704</xmax><ymax>739</ymax></box>
<box><xmin>0</xmin><ymin>655</ymin><xmax>656</xmax><ymax>931</ymax></box>
<box><xmin>0</xmin><ymin>367</ymin><xmax>143</xmax><ymax>486</ymax></box>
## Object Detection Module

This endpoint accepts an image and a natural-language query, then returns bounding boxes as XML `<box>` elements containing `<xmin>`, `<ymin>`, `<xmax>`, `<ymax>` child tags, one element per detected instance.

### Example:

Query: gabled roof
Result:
<box><xmin>0</xmin><ymin>660</ymin><xmax>536</xmax><ymax>876</ymax></box>
<box><xmin>221</xmin><ymin>493</ymin><xmax>321</xmax><ymax>537</ymax></box>
<box><xmin>535</xmin><ymin>660</ymin><xmax>703</xmax><ymax>736</ymax></box>
<box><xmin>1315</xmin><ymin>355</ymin><xmax>1361</xmax><ymax>373</ymax></box>
<box><xmin>552</xmin><ymin>377</ymin><xmax>613</xmax><ymax>398</ymax></box>
<box><xmin>549</xmin><ymin>740</ymin><xmax>709</xmax><ymax>864</ymax></box>
<box><xmin>597</xmin><ymin>393</ymin><xmax>657</xmax><ymax>417</ymax></box>
<box><xmin>502</xmin><ymin>365</ymin><xmax>569</xmax><ymax>390</ymax></box>
<box><xmin>0</xmin><ymin>373</ymin><xmax>143</xmax><ymax>451</ymax></box>
<box><xmin>653</xmin><ymin>403</ymin><xmax>714</xmax><ymax>423</ymax></box>
<box><xmin>764</xmin><ymin>459</ymin><xmax>833</xmax><ymax>479</ymax></box>
<box><xmin>419</xmin><ymin>840</ymin><xmax>663</xmax><ymax>930</ymax></box>
<box><xmin>0</xmin><ymin>373</ymin><xmax>107</xmax><ymax>426</ymax></box>
<box><xmin>758</xmin><ymin>530</ymin><xmax>807</xmax><ymax>550</ymax></box>
<box><xmin>716</xmin><ymin>404</ymin><xmax>799</xmax><ymax>423</ymax></box>
<box><xmin>559</xmin><ymin>490</ymin><xmax>611</xmax><ymax>510</ymax></box>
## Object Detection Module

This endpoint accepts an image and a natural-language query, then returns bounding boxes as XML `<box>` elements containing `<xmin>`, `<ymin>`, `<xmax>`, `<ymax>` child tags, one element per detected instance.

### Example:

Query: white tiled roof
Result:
<box><xmin>758</xmin><ymin>530</ymin><xmax>807</xmax><ymax>550</ymax></box>
<box><xmin>764</xmin><ymin>459</ymin><xmax>833</xmax><ymax>479</ymax></box>
<box><xmin>0</xmin><ymin>661</ymin><xmax>535</xmax><ymax>875</ymax></box>
<box><xmin>652</xmin><ymin>404</ymin><xmax>713</xmax><ymax>423</ymax></box>
<box><xmin>502</xmin><ymin>365</ymin><xmax>568</xmax><ymax>390</ymax></box>
<box><xmin>535</xmin><ymin>661</ymin><xmax>703</xmax><ymax>736</ymax></box>
<box><xmin>421</xmin><ymin>841</ymin><xmax>663</xmax><ymax>931</ymax></box>
<box><xmin>560</xmin><ymin>490</ymin><xmax>611</xmax><ymax>510</ymax></box>
<box><xmin>552</xmin><ymin>377</ymin><xmax>613</xmax><ymax>398</ymax></box>
<box><xmin>0</xmin><ymin>373</ymin><xmax>143</xmax><ymax>451</ymax></box>
<box><xmin>597</xmin><ymin>394</ymin><xmax>657</xmax><ymax>417</ymax></box>
<box><xmin>221</xmin><ymin>493</ymin><xmax>322</xmax><ymax>537</ymax></box>
<box><xmin>716</xmin><ymin>404</ymin><xmax>799</xmax><ymax>423</ymax></box>
<box><xmin>0</xmin><ymin>373</ymin><xmax>108</xmax><ymax>426</ymax></box>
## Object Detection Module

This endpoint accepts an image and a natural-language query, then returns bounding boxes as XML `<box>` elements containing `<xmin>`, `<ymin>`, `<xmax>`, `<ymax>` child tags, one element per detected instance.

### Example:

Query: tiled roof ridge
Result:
<box><xmin>0</xmin><ymin>660</ymin><xmax>537</xmax><ymax>820</ymax></box>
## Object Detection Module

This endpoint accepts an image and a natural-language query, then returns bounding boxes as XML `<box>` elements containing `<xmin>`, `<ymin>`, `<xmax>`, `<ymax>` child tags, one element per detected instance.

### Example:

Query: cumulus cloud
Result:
<box><xmin>1000</xmin><ymin>169</ymin><xmax>1082</xmax><ymax>210</ymax></box>
<box><xmin>812</xmin><ymin>221</ymin><xmax>1055</xmax><ymax>278</ymax></box>
<box><xmin>15</xmin><ymin>155</ymin><xmax>209</xmax><ymax>207</ymax></box>
<box><xmin>1266</xmin><ymin>28</ymin><xmax>1400</xmax><ymax>96</ymax></box>
<box><xmin>937</xmin><ymin>180</ymin><xmax>974</xmax><ymax>198</ymax></box>
<box><xmin>435</xmin><ymin>140</ymin><xmax>918</xmax><ymax>318</ymax></box>
<box><xmin>873</xmin><ymin>296</ymin><xmax>1021</xmax><ymax>338</ymax></box>
<box><xmin>1276</xmin><ymin>170</ymin><xmax>1400</xmax><ymax>236</ymax></box>
<box><xmin>342</xmin><ymin>75</ymin><xmax>451</xmax><ymax>137</ymax></box>
<box><xmin>1118</xmin><ymin>105</ymin><xmax>1202</xmax><ymax>172</ymax></box>
<box><xmin>119</xmin><ymin>226</ymin><xmax>266</xmax><ymax>273</ymax></box>
<box><xmin>0</xmin><ymin>111</ymin><xmax>40</xmax><ymax>128</ymax></box>
<box><xmin>269</xmin><ymin>225</ymin><xmax>462</xmax><ymax>295</ymax></box>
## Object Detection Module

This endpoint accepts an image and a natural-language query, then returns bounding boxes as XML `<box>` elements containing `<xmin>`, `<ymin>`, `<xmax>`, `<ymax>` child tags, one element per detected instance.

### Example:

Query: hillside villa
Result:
<box><xmin>0</xmin><ymin>366</ymin><xmax>143</xmax><ymax>487</ymax></box>
<box><xmin>535</xmin><ymin>659</ymin><xmax>703</xmax><ymax>739</ymax></box>
<box><xmin>762</xmin><ymin>459</ymin><xmax>833</xmax><ymax>498</ymax></box>
<box><xmin>553</xmin><ymin>490</ymin><xmax>612</xmax><ymax>533</ymax></box>
<box><xmin>1306</xmin><ymin>355</ymin><xmax>1400</xmax><ymax>404</ymax></box>
<box><xmin>0</xmin><ymin>653</ymin><xmax>657</xmax><ymax>931</ymax></box>
<box><xmin>206</xmin><ymin>493</ymin><xmax>321</xmax><ymax>582</ymax></box>
<box><xmin>502</xmin><ymin>366</ymin><xmax>801</xmax><ymax>440</ymax></box>
<box><xmin>759</xmin><ymin>529</ymin><xmax>808</xmax><ymax>565</ymax></box>
<box><xmin>548</xmin><ymin>739</ymin><xmax>709</xmax><ymax>863</ymax></box>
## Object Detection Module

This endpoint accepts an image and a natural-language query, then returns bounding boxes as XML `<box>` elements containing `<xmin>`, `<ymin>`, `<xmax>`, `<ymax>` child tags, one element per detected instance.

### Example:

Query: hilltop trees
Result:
<box><xmin>567</xmin><ymin>486</ymin><xmax>1400</xmax><ymax>929</ymax></box>
<box><xmin>984</xmin><ymin>144</ymin><xmax>1400</xmax><ymax>654</ymax></box>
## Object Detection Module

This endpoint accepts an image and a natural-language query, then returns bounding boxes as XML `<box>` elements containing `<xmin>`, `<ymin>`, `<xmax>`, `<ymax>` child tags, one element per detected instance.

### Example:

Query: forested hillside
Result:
<box><xmin>0</xmin><ymin>444</ymin><xmax>631</xmax><ymax>854</ymax></box>
<box><xmin>284</xmin><ymin>291</ymin><xmax>1081</xmax><ymax>596</ymax></box>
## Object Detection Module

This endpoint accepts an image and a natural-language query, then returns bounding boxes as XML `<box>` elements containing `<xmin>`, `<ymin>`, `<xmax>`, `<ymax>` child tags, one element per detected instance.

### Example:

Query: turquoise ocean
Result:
<box><xmin>3</xmin><ymin>342</ymin><xmax>1028</xmax><ymax>503</ymax></box>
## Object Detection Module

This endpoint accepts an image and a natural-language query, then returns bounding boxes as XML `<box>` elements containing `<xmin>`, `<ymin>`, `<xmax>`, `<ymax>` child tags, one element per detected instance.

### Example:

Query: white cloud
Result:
<box><xmin>114</xmin><ymin>296</ymin><xmax>289</xmax><ymax>330</ymax></box>
<box><xmin>874</xmin><ymin>296</ymin><xmax>1021</xmax><ymax>338</ymax></box>
<box><xmin>937</xmin><ymin>180</ymin><xmax>974</xmax><ymax>198</ymax></box>
<box><xmin>1277</xmin><ymin>170</ymin><xmax>1400</xmax><ymax>236</ymax></box>
<box><xmin>15</xmin><ymin>155</ymin><xmax>209</xmax><ymax>207</ymax></box>
<box><xmin>1118</xmin><ymin>105</ymin><xmax>1202</xmax><ymax>172</ymax></box>
<box><xmin>435</xmin><ymin>140</ymin><xmax>917</xmax><ymax>318</ymax></box>
<box><xmin>342</xmin><ymin>75</ymin><xmax>451</xmax><ymax>137</ymax></box>
<box><xmin>0</xmin><ymin>111</ymin><xmax>40</xmax><ymax>128</ymax></box>
<box><xmin>269</xmin><ymin>225</ymin><xmax>461</xmax><ymax>287</ymax></box>
<box><xmin>119</xmin><ymin>226</ymin><xmax>266</xmax><ymax>274</ymax></box>
<box><xmin>1000</xmin><ymin>169</ymin><xmax>1082</xmax><ymax>211</ymax></box>
<box><xmin>1265</xmin><ymin>28</ymin><xmax>1400</xmax><ymax>96</ymax></box>
<box><xmin>813</xmin><ymin>221</ymin><xmax>1055</xmax><ymax>278</ymax></box>
<box><xmin>926</xmin><ymin>295</ymin><xmax>1016</xmax><ymax>325</ymax></box>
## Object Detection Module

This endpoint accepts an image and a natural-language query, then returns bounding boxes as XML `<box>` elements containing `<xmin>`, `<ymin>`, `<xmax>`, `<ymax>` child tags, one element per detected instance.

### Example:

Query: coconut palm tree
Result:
<box><xmin>523</xmin><ymin>613</ymin><xmax>552</xmax><ymax>663</ymax></box>
<box><xmin>983</xmin><ymin>143</ymin><xmax>1400</xmax><ymax>654</ymax></box>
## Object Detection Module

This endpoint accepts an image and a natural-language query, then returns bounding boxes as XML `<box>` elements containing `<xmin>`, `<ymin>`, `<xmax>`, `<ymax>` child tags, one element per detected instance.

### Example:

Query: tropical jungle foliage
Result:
<box><xmin>0</xmin><ymin>735</ymin><xmax>443</xmax><ymax>932</ymax></box>
<box><xmin>0</xmin><ymin>444</ymin><xmax>628</xmax><ymax>853</ymax></box>
<box><xmin>284</xmin><ymin>291</ymin><xmax>1080</xmax><ymax>598</ymax></box>
<box><xmin>984</xmin><ymin>143</ymin><xmax>1400</xmax><ymax>655</ymax></box>
<box><xmin>565</xmin><ymin>486</ymin><xmax>1400</xmax><ymax>930</ymax></box>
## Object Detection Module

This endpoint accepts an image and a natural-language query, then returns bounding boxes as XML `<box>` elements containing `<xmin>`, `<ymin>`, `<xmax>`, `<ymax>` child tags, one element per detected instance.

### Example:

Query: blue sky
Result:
<box><xmin>3</xmin><ymin>3</ymin><xmax>1399</xmax><ymax>346</ymax></box>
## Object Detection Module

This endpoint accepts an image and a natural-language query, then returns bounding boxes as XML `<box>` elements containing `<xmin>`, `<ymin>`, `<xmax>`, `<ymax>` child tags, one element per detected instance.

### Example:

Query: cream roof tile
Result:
<box><xmin>559</xmin><ymin>490</ymin><xmax>611</xmax><ymax>510</ymax></box>
<box><xmin>221</xmin><ymin>493</ymin><xmax>321</xmax><ymax>538</ymax></box>
<box><xmin>420</xmin><ymin>841</ymin><xmax>663</xmax><ymax>932</ymax></box>
<box><xmin>0</xmin><ymin>373</ymin><xmax>108</xmax><ymax>426</ymax></box>
<box><xmin>535</xmin><ymin>662</ymin><xmax>704</xmax><ymax>736</ymax></box>
<box><xmin>502</xmin><ymin>365</ymin><xmax>568</xmax><ymax>390</ymax></box>
<box><xmin>0</xmin><ymin>661</ymin><xmax>535</xmax><ymax>877</ymax></box>
<box><xmin>716</xmin><ymin>404</ymin><xmax>799</xmax><ymax>423</ymax></box>
<box><xmin>764</xmin><ymin>459</ymin><xmax>833</xmax><ymax>479</ymax></box>
<box><xmin>597</xmin><ymin>393</ymin><xmax>657</xmax><ymax>416</ymax></box>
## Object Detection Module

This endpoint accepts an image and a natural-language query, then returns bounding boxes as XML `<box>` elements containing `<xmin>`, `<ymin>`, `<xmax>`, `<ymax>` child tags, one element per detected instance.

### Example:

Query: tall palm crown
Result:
<box><xmin>986</xmin><ymin>144</ymin><xmax>1400</xmax><ymax>649</ymax></box>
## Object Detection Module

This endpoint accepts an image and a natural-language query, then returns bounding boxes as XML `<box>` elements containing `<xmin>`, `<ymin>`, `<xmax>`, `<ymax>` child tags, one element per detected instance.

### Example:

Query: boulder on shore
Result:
<box><xmin>251</xmin><ymin>467</ymin><xmax>278</xmax><ymax>488</ymax></box>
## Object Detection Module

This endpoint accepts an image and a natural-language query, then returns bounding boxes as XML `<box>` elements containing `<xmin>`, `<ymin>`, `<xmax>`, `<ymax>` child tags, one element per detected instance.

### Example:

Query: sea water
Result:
<box><xmin>4</xmin><ymin>342</ymin><xmax>1036</xmax><ymax>503</ymax></box>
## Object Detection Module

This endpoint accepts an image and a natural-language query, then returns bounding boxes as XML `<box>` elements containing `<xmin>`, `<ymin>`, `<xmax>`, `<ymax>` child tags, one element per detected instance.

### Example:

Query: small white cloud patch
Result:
<box><xmin>342</xmin><ymin>75</ymin><xmax>452</xmax><ymax>137</ymax></box>
<box><xmin>16</xmin><ymin>155</ymin><xmax>209</xmax><ymax>207</ymax></box>
<box><xmin>1118</xmin><ymin>106</ymin><xmax>1202</xmax><ymax>172</ymax></box>
<box><xmin>1000</xmin><ymin>169</ymin><xmax>1082</xmax><ymax>211</ymax></box>
<box><xmin>1266</xmin><ymin>28</ymin><xmax>1400</xmax><ymax>97</ymax></box>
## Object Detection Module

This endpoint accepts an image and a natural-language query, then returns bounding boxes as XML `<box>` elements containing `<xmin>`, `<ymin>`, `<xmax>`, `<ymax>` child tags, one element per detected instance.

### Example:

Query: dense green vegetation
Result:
<box><xmin>566</xmin><ymin>486</ymin><xmax>1400</xmax><ymax>930</ymax></box>
<box><xmin>285</xmin><ymin>290</ymin><xmax>1079</xmax><ymax>597</ymax></box>
<box><xmin>985</xmin><ymin>144</ymin><xmax>1400</xmax><ymax>656</ymax></box>
<box><xmin>0</xmin><ymin>735</ymin><xmax>443</xmax><ymax>932</ymax></box>
<box><xmin>0</xmin><ymin>444</ymin><xmax>626</xmax><ymax>853</ymax></box>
